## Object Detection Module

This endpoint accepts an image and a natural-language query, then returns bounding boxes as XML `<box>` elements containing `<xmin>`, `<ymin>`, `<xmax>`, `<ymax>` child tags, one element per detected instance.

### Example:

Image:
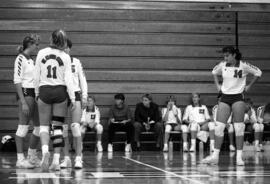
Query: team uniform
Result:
<box><xmin>182</xmin><ymin>104</ymin><xmax>211</xmax><ymax>151</ymax></box>
<box><xmin>212</xmin><ymin>61</ymin><xmax>262</xmax><ymax>104</ymax></box>
<box><xmin>14</xmin><ymin>53</ymin><xmax>40</xmax><ymax>168</ymax></box>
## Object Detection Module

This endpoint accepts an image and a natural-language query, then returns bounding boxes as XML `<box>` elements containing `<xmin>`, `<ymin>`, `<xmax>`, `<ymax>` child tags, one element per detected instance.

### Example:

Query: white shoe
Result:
<box><xmin>125</xmin><ymin>143</ymin><xmax>132</xmax><ymax>152</ymax></box>
<box><xmin>163</xmin><ymin>144</ymin><xmax>168</xmax><ymax>152</ymax></box>
<box><xmin>237</xmin><ymin>158</ymin><xmax>245</xmax><ymax>166</ymax></box>
<box><xmin>74</xmin><ymin>157</ymin><xmax>83</xmax><ymax>169</ymax></box>
<box><xmin>189</xmin><ymin>144</ymin><xmax>196</xmax><ymax>152</ymax></box>
<box><xmin>16</xmin><ymin>159</ymin><xmax>35</xmax><ymax>169</ymax></box>
<box><xmin>28</xmin><ymin>154</ymin><xmax>41</xmax><ymax>168</ymax></box>
<box><xmin>255</xmin><ymin>145</ymin><xmax>261</xmax><ymax>152</ymax></box>
<box><xmin>210</xmin><ymin>144</ymin><xmax>215</xmax><ymax>152</ymax></box>
<box><xmin>107</xmin><ymin>144</ymin><xmax>113</xmax><ymax>152</ymax></box>
<box><xmin>183</xmin><ymin>144</ymin><xmax>189</xmax><ymax>152</ymax></box>
<box><xmin>41</xmin><ymin>152</ymin><xmax>50</xmax><ymax>172</ymax></box>
<box><xmin>97</xmin><ymin>142</ymin><xmax>103</xmax><ymax>152</ymax></box>
<box><xmin>201</xmin><ymin>155</ymin><xmax>219</xmax><ymax>165</ymax></box>
<box><xmin>49</xmin><ymin>163</ymin><xmax>60</xmax><ymax>171</ymax></box>
<box><xmin>229</xmin><ymin>145</ymin><xmax>236</xmax><ymax>152</ymax></box>
<box><xmin>60</xmin><ymin>157</ymin><xmax>72</xmax><ymax>168</ymax></box>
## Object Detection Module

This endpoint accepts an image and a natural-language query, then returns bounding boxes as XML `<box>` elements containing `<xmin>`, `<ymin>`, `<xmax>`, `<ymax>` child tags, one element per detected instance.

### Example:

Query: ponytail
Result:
<box><xmin>222</xmin><ymin>46</ymin><xmax>242</xmax><ymax>62</ymax></box>
<box><xmin>17</xmin><ymin>34</ymin><xmax>40</xmax><ymax>54</ymax></box>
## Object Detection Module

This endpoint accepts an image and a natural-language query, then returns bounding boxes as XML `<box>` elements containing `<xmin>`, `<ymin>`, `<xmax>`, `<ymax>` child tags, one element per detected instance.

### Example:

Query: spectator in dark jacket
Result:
<box><xmin>134</xmin><ymin>94</ymin><xmax>163</xmax><ymax>151</ymax></box>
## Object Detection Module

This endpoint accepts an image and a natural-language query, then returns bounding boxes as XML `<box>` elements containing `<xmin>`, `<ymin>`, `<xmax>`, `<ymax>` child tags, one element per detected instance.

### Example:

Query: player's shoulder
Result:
<box><xmin>201</xmin><ymin>104</ymin><xmax>208</xmax><ymax>109</ymax></box>
<box><xmin>15</xmin><ymin>54</ymin><xmax>26</xmax><ymax>63</ymax></box>
<box><xmin>71</xmin><ymin>57</ymin><xmax>81</xmax><ymax>65</ymax></box>
<box><xmin>185</xmin><ymin>105</ymin><xmax>192</xmax><ymax>110</ymax></box>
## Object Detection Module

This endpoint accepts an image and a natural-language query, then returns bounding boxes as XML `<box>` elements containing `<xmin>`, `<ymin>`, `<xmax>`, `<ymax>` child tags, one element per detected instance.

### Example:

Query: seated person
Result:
<box><xmin>181</xmin><ymin>93</ymin><xmax>211</xmax><ymax>152</ymax></box>
<box><xmin>107</xmin><ymin>93</ymin><xmax>133</xmax><ymax>152</ymax></box>
<box><xmin>161</xmin><ymin>95</ymin><xmax>182</xmax><ymax>152</ymax></box>
<box><xmin>134</xmin><ymin>94</ymin><xmax>163</xmax><ymax>151</ymax></box>
<box><xmin>80</xmin><ymin>96</ymin><xmax>103</xmax><ymax>152</ymax></box>
<box><xmin>244</xmin><ymin>98</ymin><xmax>263</xmax><ymax>152</ymax></box>
<box><xmin>212</xmin><ymin>96</ymin><xmax>235</xmax><ymax>152</ymax></box>
<box><xmin>257</xmin><ymin>103</ymin><xmax>270</xmax><ymax>143</ymax></box>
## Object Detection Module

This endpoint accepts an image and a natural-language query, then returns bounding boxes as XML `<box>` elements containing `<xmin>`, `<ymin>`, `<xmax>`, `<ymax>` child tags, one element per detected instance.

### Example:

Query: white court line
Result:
<box><xmin>123</xmin><ymin>156</ymin><xmax>204</xmax><ymax>184</ymax></box>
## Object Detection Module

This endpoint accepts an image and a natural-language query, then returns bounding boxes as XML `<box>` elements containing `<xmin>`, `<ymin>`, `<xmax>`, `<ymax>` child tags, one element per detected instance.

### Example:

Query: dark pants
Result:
<box><xmin>108</xmin><ymin>121</ymin><xmax>133</xmax><ymax>144</ymax></box>
<box><xmin>133</xmin><ymin>121</ymin><xmax>163</xmax><ymax>146</ymax></box>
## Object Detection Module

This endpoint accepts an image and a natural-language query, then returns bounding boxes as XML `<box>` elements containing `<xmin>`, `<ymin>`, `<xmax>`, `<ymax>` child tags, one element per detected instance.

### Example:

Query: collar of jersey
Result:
<box><xmin>20</xmin><ymin>52</ymin><xmax>31</xmax><ymax>60</ymax></box>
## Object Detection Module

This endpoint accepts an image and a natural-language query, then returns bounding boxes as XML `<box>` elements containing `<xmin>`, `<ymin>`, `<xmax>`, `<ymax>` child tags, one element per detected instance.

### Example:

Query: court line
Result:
<box><xmin>123</xmin><ymin>156</ymin><xmax>204</xmax><ymax>184</ymax></box>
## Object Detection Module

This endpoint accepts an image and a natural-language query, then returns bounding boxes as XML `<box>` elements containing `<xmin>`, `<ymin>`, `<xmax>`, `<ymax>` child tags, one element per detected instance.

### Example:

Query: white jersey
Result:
<box><xmin>212</xmin><ymin>104</ymin><xmax>232</xmax><ymax>123</ymax></box>
<box><xmin>71</xmin><ymin>57</ymin><xmax>88</xmax><ymax>99</ymax></box>
<box><xmin>183</xmin><ymin>104</ymin><xmax>210</xmax><ymax>123</ymax></box>
<box><xmin>161</xmin><ymin>105</ymin><xmax>182</xmax><ymax>124</ymax></box>
<box><xmin>34</xmin><ymin>47</ymin><xmax>75</xmax><ymax>101</ymax></box>
<box><xmin>212</xmin><ymin>61</ymin><xmax>262</xmax><ymax>94</ymax></box>
<box><xmin>244</xmin><ymin>108</ymin><xmax>257</xmax><ymax>124</ymax></box>
<box><xmin>13</xmin><ymin>53</ymin><xmax>35</xmax><ymax>88</ymax></box>
<box><xmin>81</xmin><ymin>106</ymin><xmax>100</xmax><ymax>128</ymax></box>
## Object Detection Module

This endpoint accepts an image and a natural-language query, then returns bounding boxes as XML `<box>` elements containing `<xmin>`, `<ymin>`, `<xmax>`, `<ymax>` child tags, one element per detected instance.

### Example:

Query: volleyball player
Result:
<box><xmin>34</xmin><ymin>29</ymin><xmax>75</xmax><ymax>171</ymax></box>
<box><xmin>181</xmin><ymin>93</ymin><xmax>211</xmax><ymax>152</ymax></box>
<box><xmin>201</xmin><ymin>46</ymin><xmax>262</xmax><ymax>166</ymax></box>
<box><xmin>60</xmin><ymin>39</ymin><xmax>88</xmax><ymax>169</ymax></box>
<box><xmin>14</xmin><ymin>34</ymin><xmax>41</xmax><ymax>168</ymax></box>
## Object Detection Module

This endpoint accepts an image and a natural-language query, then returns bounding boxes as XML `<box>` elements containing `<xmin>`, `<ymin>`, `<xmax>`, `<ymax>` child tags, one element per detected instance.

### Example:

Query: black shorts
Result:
<box><xmin>67</xmin><ymin>91</ymin><xmax>81</xmax><ymax>106</ymax></box>
<box><xmin>16</xmin><ymin>88</ymin><xmax>35</xmax><ymax>100</ymax></box>
<box><xmin>220</xmin><ymin>93</ymin><xmax>244</xmax><ymax>106</ymax></box>
<box><xmin>39</xmin><ymin>85</ymin><xmax>68</xmax><ymax>105</ymax></box>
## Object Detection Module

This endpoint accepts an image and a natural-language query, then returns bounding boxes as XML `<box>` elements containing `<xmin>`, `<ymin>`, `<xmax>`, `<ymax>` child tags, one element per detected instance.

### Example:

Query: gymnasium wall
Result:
<box><xmin>0</xmin><ymin>0</ymin><xmax>270</xmax><ymax>131</ymax></box>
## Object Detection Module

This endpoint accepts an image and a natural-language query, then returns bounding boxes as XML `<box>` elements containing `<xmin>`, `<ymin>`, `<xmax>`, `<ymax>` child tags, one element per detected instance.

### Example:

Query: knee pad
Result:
<box><xmin>234</xmin><ymin>123</ymin><xmax>245</xmax><ymax>136</ymax></box>
<box><xmin>190</xmin><ymin>123</ymin><xmax>199</xmax><ymax>132</ymax></box>
<box><xmin>32</xmin><ymin>126</ymin><xmax>40</xmax><ymax>137</ymax></box>
<box><xmin>62</xmin><ymin>124</ymin><xmax>69</xmax><ymax>138</ymax></box>
<box><xmin>253</xmin><ymin>123</ymin><xmax>261</xmax><ymax>133</ymax></box>
<box><xmin>96</xmin><ymin>124</ymin><xmax>103</xmax><ymax>134</ymax></box>
<box><xmin>181</xmin><ymin>125</ymin><xmax>188</xmax><ymax>133</ymax></box>
<box><xmin>165</xmin><ymin>125</ymin><xmax>172</xmax><ymax>133</ymax></box>
<box><xmin>214</xmin><ymin>121</ymin><xmax>226</xmax><ymax>137</ymax></box>
<box><xmin>228</xmin><ymin>123</ymin><xmax>234</xmax><ymax>133</ymax></box>
<box><xmin>71</xmin><ymin>122</ymin><xmax>81</xmax><ymax>137</ymax></box>
<box><xmin>16</xmin><ymin>125</ymin><xmax>29</xmax><ymax>137</ymax></box>
<box><xmin>208</xmin><ymin>122</ymin><xmax>215</xmax><ymax>131</ymax></box>
<box><xmin>39</xmin><ymin>125</ymin><xmax>49</xmax><ymax>135</ymax></box>
<box><xmin>51</xmin><ymin>124</ymin><xmax>64</xmax><ymax>148</ymax></box>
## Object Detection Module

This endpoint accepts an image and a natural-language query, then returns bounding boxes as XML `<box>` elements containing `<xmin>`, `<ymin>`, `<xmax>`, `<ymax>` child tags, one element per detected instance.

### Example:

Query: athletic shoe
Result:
<box><xmin>236</xmin><ymin>158</ymin><xmax>245</xmax><ymax>166</ymax></box>
<box><xmin>183</xmin><ymin>144</ymin><xmax>189</xmax><ymax>152</ymax></box>
<box><xmin>16</xmin><ymin>159</ymin><xmax>35</xmax><ymax>169</ymax></box>
<box><xmin>97</xmin><ymin>142</ymin><xmax>103</xmax><ymax>152</ymax></box>
<box><xmin>107</xmin><ymin>144</ymin><xmax>113</xmax><ymax>152</ymax></box>
<box><xmin>210</xmin><ymin>143</ymin><xmax>215</xmax><ymax>152</ymax></box>
<box><xmin>189</xmin><ymin>144</ymin><xmax>196</xmax><ymax>152</ymax></box>
<box><xmin>125</xmin><ymin>143</ymin><xmax>132</xmax><ymax>152</ymax></box>
<box><xmin>74</xmin><ymin>157</ymin><xmax>83</xmax><ymax>169</ymax></box>
<box><xmin>28</xmin><ymin>154</ymin><xmax>41</xmax><ymax>168</ymax></box>
<box><xmin>60</xmin><ymin>157</ymin><xmax>72</xmax><ymax>168</ymax></box>
<box><xmin>201</xmin><ymin>155</ymin><xmax>219</xmax><ymax>165</ymax></box>
<box><xmin>163</xmin><ymin>144</ymin><xmax>168</xmax><ymax>152</ymax></box>
<box><xmin>229</xmin><ymin>145</ymin><xmax>236</xmax><ymax>152</ymax></box>
<box><xmin>41</xmin><ymin>152</ymin><xmax>50</xmax><ymax>172</ymax></box>
<box><xmin>49</xmin><ymin>163</ymin><xmax>60</xmax><ymax>171</ymax></box>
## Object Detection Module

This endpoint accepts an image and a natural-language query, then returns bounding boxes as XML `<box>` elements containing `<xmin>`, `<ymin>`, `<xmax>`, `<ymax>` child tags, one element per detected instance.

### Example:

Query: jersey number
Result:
<box><xmin>47</xmin><ymin>65</ymin><xmax>57</xmax><ymax>79</ymax></box>
<box><xmin>233</xmin><ymin>70</ymin><xmax>242</xmax><ymax>78</ymax></box>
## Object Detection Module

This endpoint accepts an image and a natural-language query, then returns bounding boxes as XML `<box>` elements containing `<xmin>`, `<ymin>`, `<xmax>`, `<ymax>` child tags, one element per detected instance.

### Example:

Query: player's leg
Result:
<box><xmin>163</xmin><ymin>124</ymin><xmax>172</xmax><ymax>152</ymax></box>
<box><xmin>181</xmin><ymin>124</ymin><xmax>189</xmax><ymax>152</ymax></box>
<box><xmin>200</xmin><ymin>123</ymin><xmax>211</xmax><ymax>151</ymax></box>
<box><xmin>259</xmin><ymin>124</ymin><xmax>264</xmax><ymax>150</ymax></box>
<box><xmin>232</xmin><ymin>101</ymin><xmax>246</xmax><ymax>166</ymax></box>
<box><xmin>108</xmin><ymin>120</ymin><xmax>117</xmax><ymax>152</ymax></box>
<box><xmin>16</xmin><ymin>96</ymin><xmax>35</xmax><ymax>168</ymax></box>
<box><xmin>95</xmin><ymin>123</ymin><xmax>104</xmax><ymax>152</ymax></box>
<box><xmin>60</xmin><ymin>123</ymin><xmax>71</xmax><ymax>168</ymax></box>
<box><xmin>124</xmin><ymin>121</ymin><xmax>133</xmax><ymax>152</ymax></box>
<box><xmin>208</xmin><ymin>121</ymin><xmax>215</xmax><ymax>152</ymax></box>
<box><xmin>50</xmin><ymin>100</ymin><xmax>68</xmax><ymax>171</ymax></box>
<box><xmin>38</xmin><ymin>98</ymin><xmax>52</xmax><ymax>172</ymax></box>
<box><xmin>27</xmin><ymin>101</ymin><xmax>41</xmax><ymax>167</ymax></box>
<box><xmin>189</xmin><ymin>122</ymin><xmax>199</xmax><ymax>152</ymax></box>
<box><xmin>253</xmin><ymin>123</ymin><xmax>263</xmax><ymax>152</ymax></box>
<box><xmin>133</xmin><ymin>122</ymin><xmax>143</xmax><ymax>151</ymax></box>
<box><xmin>70</xmin><ymin>101</ymin><xmax>83</xmax><ymax>169</ymax></box>
<box><xmin>227</xmin><ymin>123</ymin><xmax>235</xmax><ymax>151</ymax></box>
<box><xmin>201</xmin><ymin>102</ymin><xmax>231</xmax><ymax>164</ymax></box>
<box><xmin>153</xmin><ymin>122</ymin><xmax>163</xmax><ymax>150</ymax></box>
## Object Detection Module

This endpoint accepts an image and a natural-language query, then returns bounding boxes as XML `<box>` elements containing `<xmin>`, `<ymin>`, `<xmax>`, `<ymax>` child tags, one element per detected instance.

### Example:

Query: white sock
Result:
<box><xmin>255</xmin><ymin>140</ymin><xmax>259</xmax><ymax>146</ymax></box>
<box><xmin>191</xmin><ymin>139</ymin><xmax>196</xmax><ymax>146</ymax></box>
<box><xmin>210</xmin><ymin>140</ymin><xmax>215</xmax><ymax>145</ymax></box>
<box><xmin>17</xmin><ymin>153</ymin><xmax>25</xmax><ymax>161</ymax></box>
<box><xmin>64</xmin><ymin>156</ymin><xmax>70</xmax><ymax>160</ymax></box>
<box><xmin>75</xmin><ymin>156</ymin><xmax>82</xmax><ymax>161</ymax></box>
<box><xmin>212</xmin><ymin>149</ymin><xmax>220</xmax><ymax>158</ymax></box>
<box><xmin>237</xmin><ymin>150</ymin><xmax>243</xmax><ymax>160</ymax></box>
<box><xmin>28</xmin><ymin>148</ymin><xmax>36</xmax><ymax>157</ymax></box>
<box><xmin>52</xmin><ymin>153</ymin><xmax>60</xmax><ymax>164</ymax></box>
<box><xmin>97</xmin><ymin>141</ymin><xmax>101</xmax><ymax>145</ymax></box>
<box><xmin>183</xmin><ymin>142</ymin><xmax>187</xmax><ymax>147</ymax></box>
<box><xmin>42</xmin><ymin>145</ymin><xmax>49</xmax><ymax>156</ymax></box>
